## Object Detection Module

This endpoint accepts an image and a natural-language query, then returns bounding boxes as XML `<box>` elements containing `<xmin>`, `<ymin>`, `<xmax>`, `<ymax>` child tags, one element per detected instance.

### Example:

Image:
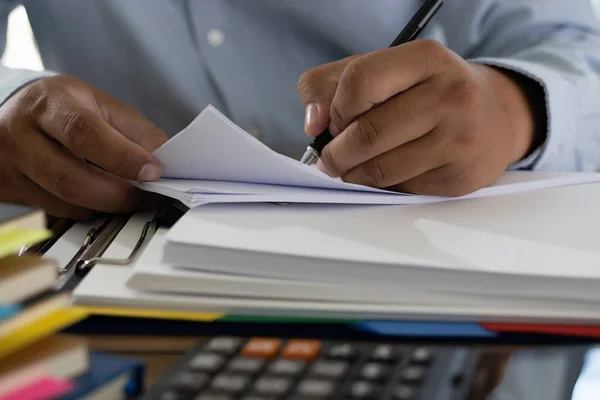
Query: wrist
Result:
<box><xmin>473</xmin><ymin>64</ymin><xmax>547</xmax><ymax>165</ymax></box>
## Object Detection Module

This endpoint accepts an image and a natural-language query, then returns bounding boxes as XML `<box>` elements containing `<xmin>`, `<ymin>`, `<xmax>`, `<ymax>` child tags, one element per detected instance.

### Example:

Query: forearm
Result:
<box><xmin>443</xmin><ymin>0</ymin><xmax>600</xmax><ymax>172</ymax></box>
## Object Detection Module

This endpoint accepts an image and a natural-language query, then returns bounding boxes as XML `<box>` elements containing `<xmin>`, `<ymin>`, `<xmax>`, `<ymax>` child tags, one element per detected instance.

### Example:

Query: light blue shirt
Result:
<box><xmin>2</xmin><ymin>0</ymin><xmax>600</xmax><ymax>166</ymax></box>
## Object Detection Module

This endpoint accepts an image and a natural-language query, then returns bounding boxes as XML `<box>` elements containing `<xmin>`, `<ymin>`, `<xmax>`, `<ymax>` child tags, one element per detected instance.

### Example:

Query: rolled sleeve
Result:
<box><xmin>441</xmin><ymin>0</ymin><xmax>600</xmax><ymax>173</ymax></box>
<box><xmin>0</xmin><ymin>67</ymin><xmax>56</xmax><ymax>107</ymax></box>
<box><xmin>468</xmin><ymin>57</ymin><xmax>579</xmax><ymax>171</ymax></box>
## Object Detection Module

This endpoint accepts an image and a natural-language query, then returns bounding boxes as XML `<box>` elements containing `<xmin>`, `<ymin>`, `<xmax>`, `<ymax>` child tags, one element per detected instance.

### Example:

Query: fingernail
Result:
<box><xmin>316</xmin><ymin>159</ymin><xmax>333</xmax><ymax>176</ymax></box>
<box><xmin>137</xmin><ymin>162</ymin><xmax>162</xmax><ymax>182</ymax></box>
<box><xmin>305</xmin><ymin>103</ymin><xmax>318</xmax><ymax>133</ymax></box>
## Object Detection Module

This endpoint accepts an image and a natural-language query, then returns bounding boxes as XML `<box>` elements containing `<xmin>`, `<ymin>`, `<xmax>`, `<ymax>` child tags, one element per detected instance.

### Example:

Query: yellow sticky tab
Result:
<box><xmin>73</xmin><ymin>305</ymin><xmax>223</xmax><ymax>322</ymax></box>
<box><xmin>0</xmin><ymin>307</ymin><xmax>88</xmax><ymax>359</ymax></box>
<box><xmin>0</xmin><ymin>229</ymin><xmax>52</xmax><ymax>259</ymax></box>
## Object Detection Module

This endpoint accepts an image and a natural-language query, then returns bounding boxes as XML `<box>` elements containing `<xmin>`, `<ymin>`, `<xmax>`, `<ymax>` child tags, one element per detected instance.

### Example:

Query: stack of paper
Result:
<box><xmin>123</xmin><ymin>179</ymin><xmax>600</xmax><ymax>323</ymax></box>
<box><xmin>137</xmin><ymin>105</ymin><xmax>600</xmax><ymax>208</ymax></box>
<box><xmin>119</xmin><ymin>105</ymin><xmax>600</xmax><ymax>324</ymax></box>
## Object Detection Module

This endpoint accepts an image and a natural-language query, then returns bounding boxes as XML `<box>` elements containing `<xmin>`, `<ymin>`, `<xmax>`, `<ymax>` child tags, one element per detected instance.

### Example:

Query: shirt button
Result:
<box><xmin>207</xmin><ymin>29</ymin><xmax>225</xmax><ymax>47</ymax></box>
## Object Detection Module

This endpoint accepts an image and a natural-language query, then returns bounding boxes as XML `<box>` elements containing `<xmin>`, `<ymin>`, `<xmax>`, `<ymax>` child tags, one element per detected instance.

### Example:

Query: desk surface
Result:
<box><xmin>82</xmin><ymin>334</ymin><xmax>597</xmax><ymax>400</ymax></box>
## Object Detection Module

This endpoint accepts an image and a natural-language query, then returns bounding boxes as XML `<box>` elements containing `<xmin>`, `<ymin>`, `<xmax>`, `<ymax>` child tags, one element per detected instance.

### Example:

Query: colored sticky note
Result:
<box><xmin>481</xmin><ymin>323</ymin><xmax>600</xmax><ymax>338</ymax></box>
<box><xmin>0</xmin><ymin>305</ymin><xmax>20</xmax><ymax>322</ymax></box>
<box><xmin>0</xmin><ymin>229</ymin><xmax>52</xmax><ymax>259</ymax></box>
<box><xmin>74</xmin><ymin>305</ymin><xmax>223</xmax><ymax>322</ymax></box>
<box><xmin>355</xmin><ymin>321</ymin><xmax>496</xmax><ymax>338</ymax></box>
<box><xmin>0</xmin><ymin>377</ymin><xmax>73</xmax><ymax>400</ymax></box>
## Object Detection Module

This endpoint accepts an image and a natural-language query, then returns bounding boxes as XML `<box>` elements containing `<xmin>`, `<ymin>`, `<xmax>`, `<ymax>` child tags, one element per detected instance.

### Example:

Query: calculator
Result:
<box><xmin>144</xmin><ymin>335</ymin><xmax>480</xmax><ymax>400</ymax></box>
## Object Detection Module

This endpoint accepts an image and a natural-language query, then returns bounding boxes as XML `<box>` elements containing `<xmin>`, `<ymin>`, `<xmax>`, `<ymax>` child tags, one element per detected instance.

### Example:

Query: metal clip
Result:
<box><xmin>58</xmin><ymin>227</ymin><xmax>98</xmax><ymax>274</ymax></box>
<box><xmin>76</xmin><ymin>217</ymin><xmax>158</xmax><ymax>271</ymax></box>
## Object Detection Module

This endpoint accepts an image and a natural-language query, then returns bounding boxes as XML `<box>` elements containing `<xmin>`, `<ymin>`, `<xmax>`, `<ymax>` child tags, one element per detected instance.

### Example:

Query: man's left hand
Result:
<box><xmin>297</xmin><ymin>39</ymin><xmax>543</xmax><ymax>196</ymax></box>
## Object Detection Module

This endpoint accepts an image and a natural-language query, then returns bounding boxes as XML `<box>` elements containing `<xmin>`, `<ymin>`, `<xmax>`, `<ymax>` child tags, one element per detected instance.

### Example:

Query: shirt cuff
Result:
<box><xmin>0</xmin><ymin>68</ymin><xmax>57</xmax><ymax>107</ymax></box>
<box><xmin>468</xmin><ymin>56</ymin><xmax>574</xmax><ymax>171</ymax></box>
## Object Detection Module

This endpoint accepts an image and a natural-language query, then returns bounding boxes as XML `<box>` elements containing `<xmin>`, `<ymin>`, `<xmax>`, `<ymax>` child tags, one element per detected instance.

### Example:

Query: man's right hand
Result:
<box><xmin>0</xmin><ymin>75</ymin><xmax>168</xmax><ymax>220</ymax></box>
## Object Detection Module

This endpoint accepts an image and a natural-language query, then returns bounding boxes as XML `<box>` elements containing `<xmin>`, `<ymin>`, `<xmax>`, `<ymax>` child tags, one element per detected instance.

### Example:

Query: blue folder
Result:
<box><xmin>59</xmin><ymin>352</ymin><xmax>144</xmax><ymax>400</ymax></box>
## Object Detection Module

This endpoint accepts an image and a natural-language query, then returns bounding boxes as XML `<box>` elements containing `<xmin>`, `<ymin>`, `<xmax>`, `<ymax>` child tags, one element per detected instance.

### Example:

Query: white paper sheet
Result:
<box><xmin>136</xmin><ymin>105</ymin><xmax>600</xmax><ymax>206</ymax></box>
<box><xmin>151</xmin><ymin>105</ymin><xmax>387</xmax><ymax>193</ymax></box>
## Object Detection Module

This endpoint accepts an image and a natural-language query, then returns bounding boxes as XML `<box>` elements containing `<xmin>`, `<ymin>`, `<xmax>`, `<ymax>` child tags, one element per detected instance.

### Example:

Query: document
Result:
<box><xmin>162</xmin><ymin>178</ymin><xmax>600</xmax><ymax>307</ymax></box>
<box><xmin>136</xmin><ymin>105</ymin><xmax>600</xmax><ymax>207</ymax></box>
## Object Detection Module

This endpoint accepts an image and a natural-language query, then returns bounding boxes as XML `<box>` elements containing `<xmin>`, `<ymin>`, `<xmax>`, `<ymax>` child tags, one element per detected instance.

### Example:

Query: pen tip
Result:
<box><xmin>300</xmin><ymin>150</ymin><xmax>317</xmax><ymax>165</ymax></box>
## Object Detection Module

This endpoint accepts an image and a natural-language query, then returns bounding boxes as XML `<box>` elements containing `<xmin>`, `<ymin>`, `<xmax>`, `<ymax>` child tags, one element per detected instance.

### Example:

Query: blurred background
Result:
<box><xmin>2</xmin><ymin>4</ymin><xmax>600</xmax><ymax>400</ymax></box>
<box><xmin>1</xmin><ymin>5</ymin><xmax>43</xmax><ymax>70</ymax></box>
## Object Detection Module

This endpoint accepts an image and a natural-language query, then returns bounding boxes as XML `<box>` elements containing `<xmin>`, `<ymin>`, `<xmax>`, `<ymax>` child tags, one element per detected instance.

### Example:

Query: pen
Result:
<box><xmin>300</xmin><ymin>0</ymin><xmax>444</xmax><ymax>165</ymax></box>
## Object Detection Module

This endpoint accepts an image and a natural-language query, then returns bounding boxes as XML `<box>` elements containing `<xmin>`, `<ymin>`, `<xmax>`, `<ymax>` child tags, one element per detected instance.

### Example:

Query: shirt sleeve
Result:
<box><xmin>440</xmin><ymin>0</ymin><xmax>600</xmax><ymax>172</ymax></box>
<box><xmin>0</xmin><ymin>1</ymin><xmax>55</xmax><ymax>107</ymax></box>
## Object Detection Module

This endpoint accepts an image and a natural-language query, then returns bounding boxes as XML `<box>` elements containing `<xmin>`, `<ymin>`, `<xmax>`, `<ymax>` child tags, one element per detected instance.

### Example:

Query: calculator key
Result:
<box><xmin>227</xmin><ymin>356</ymin><xmax>265</xmax><ymax>374</ymax></box>
<box><xmin>348</xmin><ymin>381</ymin><xmax>382</xmax><ymax>399</ymax></box>
<box><xmin>401</xmin><ymin>366</ymin><xmax>426</xmax><ymax>383</ymax></box>
<box><xmin>205</xmin><ymin>337</ymin><xmax>243</xmax><ymax>355</ymax></box>
<box><xmin>188</xmin><ymin>353</ymin><xmax>225</xmax><ymax>372</ymax></box>
<box><xmin>393</xmin><ymin>384</ymin><xmax>417</xmax><ymax>400</ymax></box>
<box><xmin>243</xmin><ymin>338</ymin><xmax>282</xmax><ymax>358</ymax></box>
<box><xmin>253</xmin><ymin>376</ymin><xmax>292</xmax><ymax>396</ymax></box>
<box><xmin>158</xmin><ymin>390</ymin><xmax>191</xmax><ymax>400</ymax></box>
<box><xmin>370</xmin><ymin>344</ymin><xmax>398</xmax><ymax>363</ymax></box>
<box><xmin>169</xmin><ymin>371</ymin><xmax>209</xmax><ymax>392</ymax></box>
<box><xmin>193</xmin><ymin>393</ymin><xmax>235</xmax><ymax>400</ymax></box>
<box><xmin>296</xmin><ymin>378</ymin><xmax>336</xmax><ymax>397</ymax></box>
<box><xmin>267</xmin><ymin>359</ymin><xmax>306</xmax><ymax>376</ymax></box>
<box><xmin>210</xmin><ymin>373</ymin><xmax>250</xmax><ymax>394</ymax></box>
<box><xmin>240</xmin><ymin>396</ymin><xmax>278</xmax><ymax>400</ymax></box>
<box><xmin>289</xmin><ymin>398</ymin><xmax>333</xmax><ymax>400</ymax></box>
<box><xmin>410</xmin><ymin>347</ymin><xmax>433</xmax><ymax>364</ymax></box>
<box><xmin>360</xmin><ymin>362</ymin><xmax>390</xmax><ymax>381</ymax></box>
<box><xmin>281</xmin><ymin>339</ymin><xmax>321</xmax><ymax>360</ymax></box>
<box><xmin>324</xmin><ymin>343</ymin><xmax>357</xmax><ymax>360</ymax></box>
<box><xmin>309</xmin><ymin>360</ymin><xmax>349</xmax><ymax>379</ymax></box>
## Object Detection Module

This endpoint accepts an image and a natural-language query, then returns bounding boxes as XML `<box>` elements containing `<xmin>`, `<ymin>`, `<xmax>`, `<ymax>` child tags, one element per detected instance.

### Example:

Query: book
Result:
<box><xmin>0</xmin><ymin>204</ymin><xmax>45</xmax><ymax>233</ymax></box>
<box><xmin>0</xmin><ymin>335</ymin><xmax>88</xmax><ymax>396</ymax></box>
<box><xmin>0</xmin><ymin>295</ymin><xmax>88</xmax><ymax>359</ymax></box>
<box><xmin>136</xmin><ymin>105</ymin><xmax>600</xmax><ymax>207</ymax></box>
<box><xmin>0</xmin><ymin>255</ymin><xmax>58</xmax><ymax>304</ymax></box>
<box><xmin>0</xmin><ymin>292</ymin><xmax>71</xmax><ymax>338</ymax></box>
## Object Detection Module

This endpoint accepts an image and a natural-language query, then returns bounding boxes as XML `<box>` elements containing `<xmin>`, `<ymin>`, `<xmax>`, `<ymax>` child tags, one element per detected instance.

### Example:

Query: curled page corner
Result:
<box><xmin>138</xmin><ymin>105</ymin><xmax>600</xmax><ymax>207</ymax></box>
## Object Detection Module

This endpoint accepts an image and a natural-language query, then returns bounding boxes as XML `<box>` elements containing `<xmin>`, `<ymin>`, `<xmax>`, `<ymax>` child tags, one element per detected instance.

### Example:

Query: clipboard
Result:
<box><xmin>38</xmin><ymin>202</ymin><xmax>183</xmax><ymax>292</ymax></box>
<box><xmin>26</xmin><ymin>203</ymin><xmax>600</xmax><ymax>341</ymax></box>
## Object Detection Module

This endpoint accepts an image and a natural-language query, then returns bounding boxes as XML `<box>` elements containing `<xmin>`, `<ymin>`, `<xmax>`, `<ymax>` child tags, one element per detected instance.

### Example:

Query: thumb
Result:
<box><xmin>297</xmin><ymin>55</ymin><xmax>358</xmax><ymax>137</ymax></box>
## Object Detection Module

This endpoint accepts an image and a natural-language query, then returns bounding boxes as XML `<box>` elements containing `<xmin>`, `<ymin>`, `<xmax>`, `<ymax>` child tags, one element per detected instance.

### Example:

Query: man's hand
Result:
<box><xmin>298</xmin><ymin>39</ymin><xmax>544</xmax><ymax>196</ymax></box>
<box><xmin>0</xmin><ymin>75</ymin><xmax>168</xmax><ymax>220</ymax></box>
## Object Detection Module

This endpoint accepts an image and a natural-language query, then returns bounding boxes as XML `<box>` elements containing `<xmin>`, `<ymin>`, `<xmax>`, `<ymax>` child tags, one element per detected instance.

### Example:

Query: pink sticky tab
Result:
<box><xmin>0</xmin><ymin>376</ymin><xmax>74</xmax><ymax>400</ymax></box>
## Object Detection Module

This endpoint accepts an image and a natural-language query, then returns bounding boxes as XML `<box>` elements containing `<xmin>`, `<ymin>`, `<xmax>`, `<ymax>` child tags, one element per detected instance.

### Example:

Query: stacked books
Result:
<box><xmin>0</xmin><ymin>204</ymin><xmax>144</xmax><ymax>400</ymax></box>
